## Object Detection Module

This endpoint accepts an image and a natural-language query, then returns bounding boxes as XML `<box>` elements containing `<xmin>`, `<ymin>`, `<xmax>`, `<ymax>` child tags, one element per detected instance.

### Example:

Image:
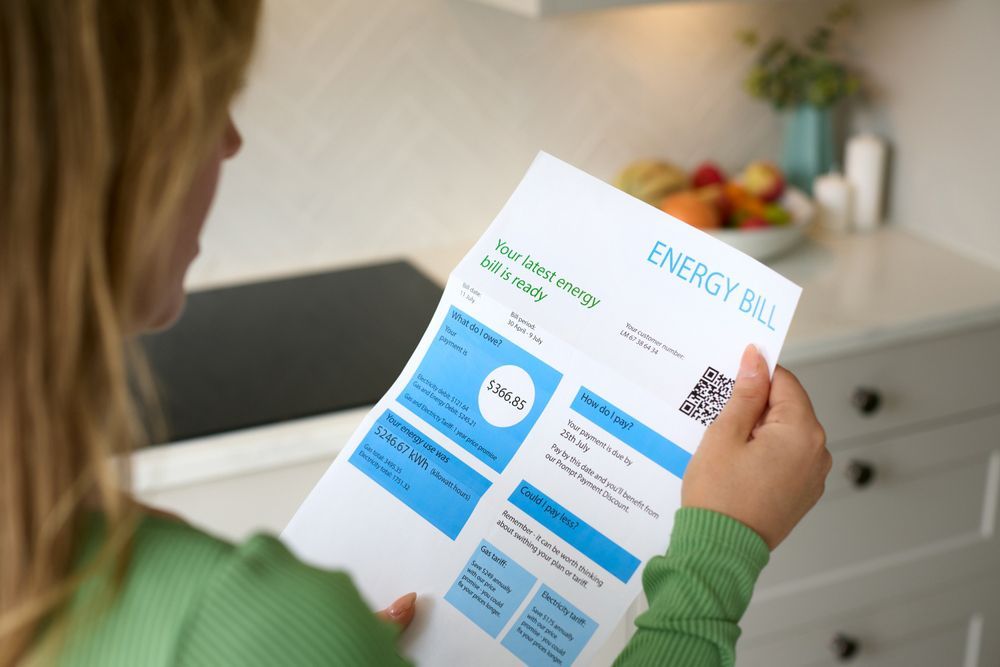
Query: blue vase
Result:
<box><xmin>781</xmin><ymin>105</ymin><xmax>834</xmax><ymax>194</ymax></box>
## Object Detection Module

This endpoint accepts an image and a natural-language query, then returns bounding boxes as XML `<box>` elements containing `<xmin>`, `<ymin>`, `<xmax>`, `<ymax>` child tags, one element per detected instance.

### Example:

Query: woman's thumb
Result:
<box><xmin>711</xmin><ymin>345</ymin><xmax>771</xmax><ymax>441</ymax></box>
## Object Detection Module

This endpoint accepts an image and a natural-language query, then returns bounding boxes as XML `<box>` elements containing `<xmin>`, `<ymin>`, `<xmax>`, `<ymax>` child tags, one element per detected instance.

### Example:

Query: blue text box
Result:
<box><xmin>508</xmin><ymin>481</ymin><xmax>639</xmax><ymax>584</ymax></box>
<box><xmin>501</xmin><ymin>585</ymin><xmax>598</xmax><ymax>666</ymax></box>
<box><xmin>444</xmin><ymin>539</ymin><xmax>537</xmax><ymax>638</ymax></box>
<box><xmin>399</xmin><ymin>306</ymin><xmax>562</xmax><ymax>473</ymax></box>
<box><xmin>570</xmin><ymin>387</ymin><xmax>690</xmax><ymax>479</ymax></box>
<box><xmin>349</xmin><ymin>410</ymin><xmax>491</xmax><ymax>540</ymax></box>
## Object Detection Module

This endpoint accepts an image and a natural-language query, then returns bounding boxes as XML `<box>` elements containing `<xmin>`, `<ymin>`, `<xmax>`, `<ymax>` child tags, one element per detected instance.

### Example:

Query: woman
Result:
<box><xmin>0</xmin><ymin>1</ymin><xmax>830</xmax><ymax>665</ymax></box>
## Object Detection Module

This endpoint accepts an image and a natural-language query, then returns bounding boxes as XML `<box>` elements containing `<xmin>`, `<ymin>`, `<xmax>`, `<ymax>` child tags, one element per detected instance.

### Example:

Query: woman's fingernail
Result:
<box><xmin>739</xmin><ymin>344</ymin><xmax>760</xmax><ymax>380</ymax></box>
<box><xmin>389</xmin><ymin>592</ymin><xmax>416</xmax><ymax>618</ymax></box>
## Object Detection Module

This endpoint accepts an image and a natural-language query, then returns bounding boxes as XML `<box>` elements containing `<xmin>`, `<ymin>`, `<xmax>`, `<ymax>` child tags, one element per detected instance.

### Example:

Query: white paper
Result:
<box><xmin>283</xmin><ymin>153</ymin><xmax>801</xmax><ymax>666</ymax></box>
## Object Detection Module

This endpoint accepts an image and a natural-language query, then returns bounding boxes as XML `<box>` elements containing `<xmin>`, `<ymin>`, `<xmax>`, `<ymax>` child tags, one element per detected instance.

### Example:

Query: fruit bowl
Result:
<box><xmin>709</xmin><ymin>187</ymin><xmax>815</xmax><ymax>262</ymax></box>
<box><xmin>614</xmin><ymin>158</ymin><xmax>817</xmax><ymax>262</ymax></box>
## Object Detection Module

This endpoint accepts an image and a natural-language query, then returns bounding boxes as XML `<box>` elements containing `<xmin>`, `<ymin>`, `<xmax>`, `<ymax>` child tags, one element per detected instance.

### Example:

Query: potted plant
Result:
<box><xmin>739</xmin><ymin>3</ymin><xmax>861</xmax><ymax>193</ymax></box>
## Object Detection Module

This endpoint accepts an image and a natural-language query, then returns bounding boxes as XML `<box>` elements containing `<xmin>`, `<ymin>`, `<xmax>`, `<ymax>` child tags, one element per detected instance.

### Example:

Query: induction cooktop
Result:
<box><xmin>139</xmin><ymin>261</ymin><xmax>443</xmax><ymax>444</ymax></box>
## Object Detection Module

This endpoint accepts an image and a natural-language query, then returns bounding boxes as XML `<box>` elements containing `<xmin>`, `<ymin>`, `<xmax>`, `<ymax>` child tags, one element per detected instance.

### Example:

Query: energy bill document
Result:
<box><xmin>283</xmin><ymin>153</ymin><xmax>801</xmax><ymax>666</ymax></box>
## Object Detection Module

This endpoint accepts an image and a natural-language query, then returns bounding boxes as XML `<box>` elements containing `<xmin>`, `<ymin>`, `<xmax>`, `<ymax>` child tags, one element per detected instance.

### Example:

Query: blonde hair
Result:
<box><xmin>0</xmin><ymin>1</ymin><xmax>259</xmax><ymax>663</ymax></box>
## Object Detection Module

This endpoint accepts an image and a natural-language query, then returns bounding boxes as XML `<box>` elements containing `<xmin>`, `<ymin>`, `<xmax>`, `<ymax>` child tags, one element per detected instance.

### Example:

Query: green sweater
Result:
<box><xmin>55</xmin><ymin>508</ymin><xmax>768</xmax><ymax>666</ymax></box>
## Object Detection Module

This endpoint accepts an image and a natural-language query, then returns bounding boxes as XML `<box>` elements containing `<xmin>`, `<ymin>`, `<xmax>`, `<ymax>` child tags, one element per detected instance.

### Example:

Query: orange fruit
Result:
<box><xmin>660</xmin><ymin>191</ymin><xmax>721</xmax><ymax>230</ymax></box>
<box><xmin>723</xmin><ymin>182</ymin><xmax>751</xmax><ymax>207</ymax></box>
<box><xmin>740</xmin><ymin>196</ymin><xmax>768</xmax><ymax>219</ymax></box>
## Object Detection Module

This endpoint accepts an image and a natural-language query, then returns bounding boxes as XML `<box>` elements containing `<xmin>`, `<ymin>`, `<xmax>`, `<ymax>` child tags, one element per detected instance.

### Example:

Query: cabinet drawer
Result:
<box><xmin>622</xmin><ymin>411</ymin><xmax>1000</xmax><ymax>656</ymax></box>
<box><xmin>755</xmin><ymin>411</ymin><xmax>1000</xmax><ymax>593</ymax></box>
<box><xmin>739</xmin><ymin>573</ymin><xmax>1000</xmax><ymax>666</ymax></box>
<box><xmin>789</xmin><ymin>323</ymin><xmax>1000</xmax><ymax>443</ymax></box>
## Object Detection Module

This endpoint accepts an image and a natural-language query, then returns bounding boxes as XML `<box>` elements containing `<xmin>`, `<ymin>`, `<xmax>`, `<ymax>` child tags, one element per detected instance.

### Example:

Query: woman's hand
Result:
<box><xmin>376</xmin><ymin>592</ymin><xmax>417</xmax><ymax>631</ymax></box>
<box><xmin>682</xmin><ymin>345</ymin><xmax>831</xmax><ymax>550</ymax></box>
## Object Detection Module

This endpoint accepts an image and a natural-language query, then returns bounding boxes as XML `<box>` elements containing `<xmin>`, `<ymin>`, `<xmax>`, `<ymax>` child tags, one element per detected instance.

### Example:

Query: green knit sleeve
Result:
<box><xmin>613</xmin><ymin>508</ymin><xmax>770</xmax><ymax>667</ymax></box>
<box><xmin>175</xmin><ymin>534</ymin><xmax>411</xmax><ymax>667</ymax></box>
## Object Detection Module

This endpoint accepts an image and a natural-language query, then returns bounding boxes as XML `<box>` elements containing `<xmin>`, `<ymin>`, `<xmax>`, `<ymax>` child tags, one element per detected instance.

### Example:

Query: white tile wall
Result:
<box><xmin>850</xmin><ymin>0</ymin><xmax>1000</xmax><ymax>269</ymax></box>
<box><xmin>188</xmin><ymin>0</ymin><xmax>842</xmax><ymax>290</ymax></box>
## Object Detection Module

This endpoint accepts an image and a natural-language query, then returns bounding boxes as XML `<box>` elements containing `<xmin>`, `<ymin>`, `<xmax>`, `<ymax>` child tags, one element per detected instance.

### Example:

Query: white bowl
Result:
<box><xmin>709</xmin><ymin>187</ymin><xmax>815</xmax><ymax>262</ymax></box>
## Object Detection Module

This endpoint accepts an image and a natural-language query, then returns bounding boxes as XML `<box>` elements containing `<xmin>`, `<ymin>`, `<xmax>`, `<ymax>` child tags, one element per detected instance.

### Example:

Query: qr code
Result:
<box><xmin>679</xmin><ymin>367</ymin><xmax>735</xmax><ymax>426</ymax></box>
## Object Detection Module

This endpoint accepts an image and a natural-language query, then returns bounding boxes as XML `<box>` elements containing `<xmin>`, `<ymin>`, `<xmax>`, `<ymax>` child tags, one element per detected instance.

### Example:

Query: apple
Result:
<box><xmin>691</xmin><ymin>161</ymin><xmax>726</xmax><ymax>189</ymax></box>
<box><xmin>739</xmin><ymin>216</ymin><xmax>771</xmax><ymax>231</ymax></box>
<box><xmin>739</xmin><ymin>161</ymin><xmax>785</xmax><ymax>202</ymax></box>
<box><xmin>695</xmin><ymin>184</ymin><xmax>732</xmax><ymax>221</ymax></box>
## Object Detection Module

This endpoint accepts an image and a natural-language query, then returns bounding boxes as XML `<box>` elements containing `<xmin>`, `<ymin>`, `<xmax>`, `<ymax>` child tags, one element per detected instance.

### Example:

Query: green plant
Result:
<box><xmin>738</xmin><ymin>3</ymin><xmax>861</xmax><ymax>110</ymax></box>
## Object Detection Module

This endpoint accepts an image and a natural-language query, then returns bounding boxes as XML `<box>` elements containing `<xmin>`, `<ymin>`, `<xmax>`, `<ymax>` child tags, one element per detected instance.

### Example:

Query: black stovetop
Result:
<box><xmin>139</xmin><ymin>261</ymin><xmax>442</xmax><ymax>444</ymax></box>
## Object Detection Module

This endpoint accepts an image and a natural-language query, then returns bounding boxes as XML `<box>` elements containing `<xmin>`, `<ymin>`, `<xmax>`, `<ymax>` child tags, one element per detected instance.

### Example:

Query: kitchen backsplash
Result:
<box><xmin>850</xmin><ymin>0</ymin><xmax>999</xmax><ymax>269</ymax></box>
<box><xmin>188</xmin><ymin>0</ymin><xmax>996</xmax><ymax>290</ymax></box>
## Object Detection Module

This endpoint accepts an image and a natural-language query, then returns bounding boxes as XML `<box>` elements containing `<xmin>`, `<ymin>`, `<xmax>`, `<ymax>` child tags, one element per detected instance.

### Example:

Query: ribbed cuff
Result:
<box><xmin>668</xmin><ymin>507</ymin><xmax>770</xmax><ymax>573</ymax></box>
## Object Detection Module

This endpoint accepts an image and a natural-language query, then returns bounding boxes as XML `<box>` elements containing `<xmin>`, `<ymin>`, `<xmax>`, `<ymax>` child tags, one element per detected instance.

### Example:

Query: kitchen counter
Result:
<box><xmin>407</xmin><ymin>228</ymin><xmax>1000</xmax><ymax>364</ymax></box>
<box><xmin>133</xmin><ymin>227</ymin><xmax>1000</xmax><ymax>528</ymax></box>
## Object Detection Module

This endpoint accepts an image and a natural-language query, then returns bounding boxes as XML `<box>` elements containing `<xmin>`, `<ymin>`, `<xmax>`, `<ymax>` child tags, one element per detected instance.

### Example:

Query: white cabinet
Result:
<box><xmin>790</xmin><ymin>322</ymin><xmax>1000</xmax><ymax>445</ymax></box>
<box><xmin>467</xmin><ymin>0</ymin><xmax>663</xmax><ymax>18</ymax></box>
<box><xmin>465</xmin><ymin>0</ymin><xmax>715</xmax><ymax>19</ymax></box>
<box><xmin>755</xmin><ymin>412</ymin><xmax>1000</xmax><ymax>593</ymax></box>
<box><xmin>739</xmin><ymin>574</ymin><xmax>1000</xmax><ymax>666</ymax></box>
<box><xmin>617</xmin><ymin>321</ymin><xmax>1000</xmax><ymax>667</ymax></box>
<box><xmin>736</xmin><ymin>322</ymin><xmax>1000</xmax><ymax>667</ymax></box>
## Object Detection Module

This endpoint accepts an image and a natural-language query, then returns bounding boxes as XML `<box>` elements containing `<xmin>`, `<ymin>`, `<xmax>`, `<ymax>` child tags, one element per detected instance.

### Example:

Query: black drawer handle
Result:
<box><xmin>852</xmin><ymin>387</ymin><xmax>882</xmax><ymax>416</ymax></box>
<box><xmin>830</xmin><ymin>633</ymin><xmax>860</xmax><ymax>661</ymax></box>
<box><xmin>846</xmin><ymin>460</ymin><xmax>876</xmax><ymax>488</ymax></box>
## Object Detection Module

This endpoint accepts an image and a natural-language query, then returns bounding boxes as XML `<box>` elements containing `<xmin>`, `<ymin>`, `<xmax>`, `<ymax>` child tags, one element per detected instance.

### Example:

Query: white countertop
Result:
<box><xmin>770</xmin><ymin>228</ymin><xmax>1000</xmax><ymax>363</ymax></box>
<box><xmin>405</xmin><ymin>227</ymin><xmax>1000</xmax><ymax>364</ymax></box>
<box><xmin>133</xmin><ymin>227</ymin><xmax>1000</xmax><ymax>494</ymax></box>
